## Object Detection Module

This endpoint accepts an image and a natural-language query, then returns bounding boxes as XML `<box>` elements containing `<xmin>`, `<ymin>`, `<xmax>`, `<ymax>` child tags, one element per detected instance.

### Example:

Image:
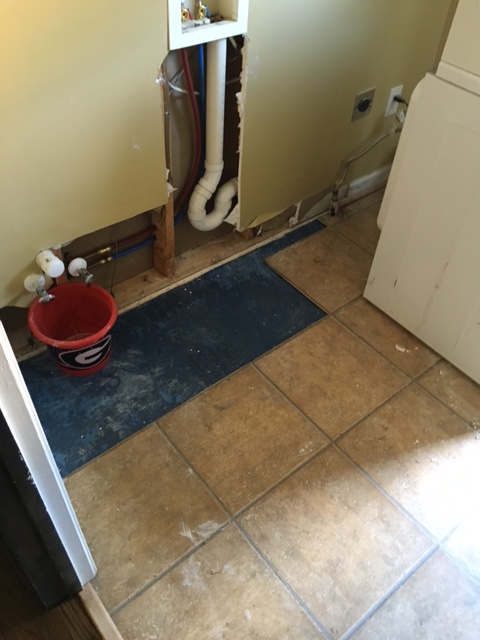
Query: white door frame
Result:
<box><xmin>0</xmin><ymin>322</ymin><xmax>95</xmax><ymax>586</ymax></box>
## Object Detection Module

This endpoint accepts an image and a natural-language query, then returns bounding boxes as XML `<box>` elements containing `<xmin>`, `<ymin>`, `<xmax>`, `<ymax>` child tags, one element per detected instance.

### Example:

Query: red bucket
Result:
<box><xmin>27</xmin><ymin>283</ymin><xmax>118</xmax><ymax>376</ymax></box>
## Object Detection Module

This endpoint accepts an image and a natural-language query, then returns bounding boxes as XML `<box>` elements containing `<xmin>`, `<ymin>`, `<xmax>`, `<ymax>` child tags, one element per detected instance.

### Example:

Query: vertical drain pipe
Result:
<box><xmin>187</xmin><ymin>38</ymin><xmax>238</xmax><ymax>231</ymax></box>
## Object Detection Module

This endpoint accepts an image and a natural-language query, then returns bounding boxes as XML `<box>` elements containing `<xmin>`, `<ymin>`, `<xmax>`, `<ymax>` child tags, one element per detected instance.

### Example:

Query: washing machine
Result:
<box><xmin>364</xmin><ymin>0</ymin><xmax>480</xmax><ymax>383</ymax></box>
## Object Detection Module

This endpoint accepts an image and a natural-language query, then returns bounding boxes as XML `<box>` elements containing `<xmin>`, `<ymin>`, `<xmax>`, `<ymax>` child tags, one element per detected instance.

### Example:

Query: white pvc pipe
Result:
<box><xmin>188</xmin><ymin>38</ymin><xmax>239</xmax><ymax>232</ymax></box>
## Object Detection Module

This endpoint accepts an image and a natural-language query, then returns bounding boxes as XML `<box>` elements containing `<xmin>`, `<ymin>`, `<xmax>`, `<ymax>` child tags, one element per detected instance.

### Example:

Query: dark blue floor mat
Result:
<box><xmin>21</xmin><ymin>221</ymin><xmax>326</xmax><ymax>476</ymax></box>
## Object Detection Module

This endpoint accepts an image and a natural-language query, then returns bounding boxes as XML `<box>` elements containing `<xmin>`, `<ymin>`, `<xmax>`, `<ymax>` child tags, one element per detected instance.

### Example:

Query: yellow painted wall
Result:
<box><xmin>0</xmin><ymin>1</ymin><xmax>168</xmax><ymax>307</ymax></box>
<box><xmin>1</xmin><ymin>0</ymin><xmax>457</xmax><ymax>307</ymax></box>
<box><xmin>238</xmin><ymin>0</ymin><xmax>457</xmax><ymax>228</ymax></box>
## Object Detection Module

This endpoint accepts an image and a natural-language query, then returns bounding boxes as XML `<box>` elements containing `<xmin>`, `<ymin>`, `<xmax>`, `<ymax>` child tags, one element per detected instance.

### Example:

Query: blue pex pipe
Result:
<box><xmin>114</xmin><ymin>237</ymin><xmax>155</xmax><ymax>259</ymax></box>
<box><xmin>197</xmin><ymin>43</ymin><xmax>206</xmax><ymax>178</ymax></box>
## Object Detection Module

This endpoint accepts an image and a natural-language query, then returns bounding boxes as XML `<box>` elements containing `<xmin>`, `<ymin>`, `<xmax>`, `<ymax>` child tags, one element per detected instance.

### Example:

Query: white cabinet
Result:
<box><xmin>364</xmin><ymin>73</ymin><xmax>480</xmax><ymax>383</ymax></box>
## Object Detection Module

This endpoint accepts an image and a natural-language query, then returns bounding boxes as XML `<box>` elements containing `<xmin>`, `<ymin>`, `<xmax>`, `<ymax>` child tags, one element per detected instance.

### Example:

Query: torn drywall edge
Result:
<box><xmin>161</xmin><ymin>59</ymin><xmax>174</xmax><ymax>180</ymax></box>
<box><xmin>232</xmin><ymin>35</ymin><xmax>249</xmax><ymax>231</ymax></box>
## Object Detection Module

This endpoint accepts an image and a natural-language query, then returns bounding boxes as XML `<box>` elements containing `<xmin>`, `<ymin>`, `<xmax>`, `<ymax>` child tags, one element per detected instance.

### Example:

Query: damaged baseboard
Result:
<box><xmin>346</xmin><ymin>165</ymin><xmax>391</xmax><ymax>198</ymax></box>
<box><xmin>295</xmin><ymin>164</ymin><xmax>391</xmax><ymax>225</ymax></box>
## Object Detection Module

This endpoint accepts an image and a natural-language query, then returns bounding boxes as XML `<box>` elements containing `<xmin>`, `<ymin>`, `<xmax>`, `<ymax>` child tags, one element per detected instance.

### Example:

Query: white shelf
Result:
<box><xmin>168</xmin><ymin>0</ymin><xmax>249</xmax><ymax>50</ymax></box>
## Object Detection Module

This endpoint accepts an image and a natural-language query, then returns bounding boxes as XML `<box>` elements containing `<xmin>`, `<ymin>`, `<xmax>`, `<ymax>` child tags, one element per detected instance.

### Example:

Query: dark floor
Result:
<box><xmin>64</xmin><ymin>192</ymin><xmax>480</xmax><ymax>640</ymax></box>
<box><xmin>0</xmin><ymin>543</ymin><xmax>101</xmax><ymax>640</ymax></box>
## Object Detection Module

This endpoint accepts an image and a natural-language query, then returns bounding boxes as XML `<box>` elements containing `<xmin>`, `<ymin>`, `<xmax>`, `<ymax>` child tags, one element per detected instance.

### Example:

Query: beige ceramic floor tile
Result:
<box><xmin>443</xmin><ymin>513</ymin><xmax>480</xmax><ymax>582</ymax></box>
<box><xmin>265</xmin><ymin>229</ymin><xmax>372</xmax><ymax>312</ymax></box>
<box><xmin>113</xmin><ymin>526</ymin><xmax>326</xmax><ymax>640</ymax></box>
<box><xmin>339</xmin><ymin>385</ymin><xmax>480</xmax><ymax>539</ymax></box>
<box><xmin>256</xmin><ymin>317</ymin><xmax>408</xmax><ymax>438</ymax></box>
<box><xmin>65</xmin><ymin>426</ymin><xmax>227</xmax><ymax>611</ymax></box>
<box><xmin>240</xmin><ymin>447</ymin><xmax>431</xmax><ymax>640</ymax></box>
<box><xmin>351</xmin><ymin>551</ymin><xmax>480</xmax><ymax>640</ymax></box>
<box><xmin>418</xmin><ymin>361</ymin><xmax>480</xmax><ymax>428</ymax></box>
<box><xmin>335</xmin><ymin>298</ymin><xmax>439</xmax><ymax>378</ymax></box>
<box><xmin>159</xmin><ymin>366</ymin><xmax>327</xmax><ymax>514</ymax></box>
<box><xmin>332</xmin><ymin>205</ymin><xmax>381</xmax><ymax>255</ymax></box>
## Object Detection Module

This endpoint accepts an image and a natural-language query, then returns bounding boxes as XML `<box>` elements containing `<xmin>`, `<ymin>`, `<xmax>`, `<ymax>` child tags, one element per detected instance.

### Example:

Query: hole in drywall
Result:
<box><xmin>165</xmin><ymin>35</ymin><xmax>246</xmax><ymax>254</ymax></box>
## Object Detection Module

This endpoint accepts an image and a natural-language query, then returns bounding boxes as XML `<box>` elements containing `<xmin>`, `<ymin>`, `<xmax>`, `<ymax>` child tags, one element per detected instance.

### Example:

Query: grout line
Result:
<box><xmin>108</xmin><ymin>432</ymin><xmax>332</xmax><ymax>620</ymax></box>
<box><xmin>109</xmin><ymin>522</ymin><xmax>231</xmax><ymax>618</ymax></box>
<box><xmin>329</xmin><ymin>292</ymin><xmax>364</xmax><ymax>316</ymax></box>
<box><xmin>250</xmin><ymin>317</ymin><xmax>421</xmax><ymax>476</ymax></box>
<box><xmin>329</xmin><ymin>314</ymin><xmax>414</xmax><ymax>383</ymax></box>
<box><xmin>332</xmin><ymin>301</ymin><xmax>443</xmax><ymax>383</ymax></box>
<box><xmin>332</xmin><ymin>443</ymin><xmax>440</xmax><ymax>547</ymax></box>
<box><xmin>414</xmin><ymin>374</ymin><xmax>480</xmax><ymax>434</ymax></box>
<box><xmin>231</xmin><ymin>443</ymin><xmax>332</xmax><ymax>521</ymax></box>
<box><xmin>233</xmin><ymin>520</ymin><xmax>335</xmax><ymax>640</ymax></box>
<box><xmin>251</xmin><ymin>361</ymin><xmax>334</xmax><ymax>443</ymax></box>
<box><xmin>154</xmin><ymin>423</ymin><xmax>231</xmax><ymax>519</ymax></box>
<box><xmin>339</xmin><ymin>545</ymin><xmax>438</xmax><ymax>640</ymax></box>
<box><xmin>439</xmin><ymin>541</ymin><xmax>480</xmax><ymax>589</ymax></box>
<box><xmin>109</xmin><ymin>426</ymin><xmax>237</xmax><ymax>617</ymax></box>
<box><xmin>328</xmin><ymin>224</ymin><xmax>377</xmax><ymax>260</ymax></box>
<box><xmin>332</xmin><ymin>382</ymin><xmax>411</xmax><ymax>444</ymax></box>
<box><xmin>154</xmin><ymin>368</ymin><xmax>331</xmax><ymax>523</ymax></box>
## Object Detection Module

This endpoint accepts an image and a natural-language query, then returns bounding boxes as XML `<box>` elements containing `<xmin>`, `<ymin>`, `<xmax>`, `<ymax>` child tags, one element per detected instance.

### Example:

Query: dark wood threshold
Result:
<box><xmin>0</xmin><ymin>544</ymin><xmax>123</xmax><ymax>640</ymax></box>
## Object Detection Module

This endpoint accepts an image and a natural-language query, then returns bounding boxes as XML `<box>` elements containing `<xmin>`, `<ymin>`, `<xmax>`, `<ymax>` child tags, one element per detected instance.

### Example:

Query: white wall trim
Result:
<box><xmin>300</xmin><ymin>164</ymin><xmax>391</xmax><ymax>222</ymax></box>
<box><xmin>0</xmin><ymin>322</ymin><xmax>96</xmax><ymax>586</ymax></box>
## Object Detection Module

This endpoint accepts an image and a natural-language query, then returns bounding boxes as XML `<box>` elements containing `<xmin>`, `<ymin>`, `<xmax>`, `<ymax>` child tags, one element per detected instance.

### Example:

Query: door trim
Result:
<box><xmin>0</xmin><ymin>322</ymin><xmax>96</xmax><ymax>589</ymax></box>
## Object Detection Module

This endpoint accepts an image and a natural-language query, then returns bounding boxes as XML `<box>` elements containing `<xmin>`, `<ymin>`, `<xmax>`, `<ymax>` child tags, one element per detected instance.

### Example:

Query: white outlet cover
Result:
<box><xmin>385</xmin><ymin>85</ymin><xmax>403</xmax><ymax>117</ymax></box>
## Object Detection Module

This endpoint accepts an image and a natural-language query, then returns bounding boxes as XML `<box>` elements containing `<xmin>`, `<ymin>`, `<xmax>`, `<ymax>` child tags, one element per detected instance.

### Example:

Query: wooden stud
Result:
<box><xmin>235</xmin><ymin>227</ymin><xmax>255</xmax><ymax>241</ymax></box>
<box><xmin>152</xmin><ymin>195</ymin><xmax>175</xmax><ymax>278</ymax></box>
<box><xmin>151</xmin><ymin>60</ymin><xmax>175</xmax><ymax>279</ymax></box>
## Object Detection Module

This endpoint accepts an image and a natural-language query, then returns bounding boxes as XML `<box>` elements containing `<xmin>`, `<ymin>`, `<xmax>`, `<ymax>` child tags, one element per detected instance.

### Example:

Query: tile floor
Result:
<box><xmin>65</xmin><ymin>191</ymin><xmax>480</xmax><ymax>640</ymax></box>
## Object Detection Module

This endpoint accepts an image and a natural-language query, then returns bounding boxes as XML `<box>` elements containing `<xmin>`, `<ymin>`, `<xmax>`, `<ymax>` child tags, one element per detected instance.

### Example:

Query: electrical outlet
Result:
<box><xmin>352</xmin><ymin>88</ymin><xmax>375</xmax><ymax>121</ymax></box>
<box><xmin>385</xmin><ymin>85</ymin><xmax>403</xmax><ymax>117</ymax></box>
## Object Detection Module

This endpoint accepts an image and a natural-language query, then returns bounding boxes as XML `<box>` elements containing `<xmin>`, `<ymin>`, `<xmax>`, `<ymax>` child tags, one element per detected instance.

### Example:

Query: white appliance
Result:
<box><xmin>364</xmin><ymin>0</ymin><xmax>480</xmax><ymax>384</ymax></box>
